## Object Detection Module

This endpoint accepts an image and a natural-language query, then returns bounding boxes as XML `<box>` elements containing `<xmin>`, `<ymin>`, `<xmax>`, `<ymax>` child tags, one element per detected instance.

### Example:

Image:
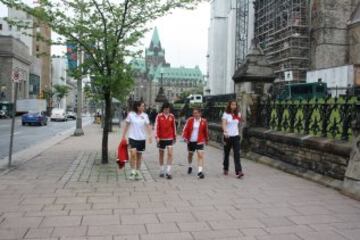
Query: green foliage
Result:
<box><xmin>53</xmin><ymin>84</ymin><xmax>70</xmax><ymax>107</ymax></box>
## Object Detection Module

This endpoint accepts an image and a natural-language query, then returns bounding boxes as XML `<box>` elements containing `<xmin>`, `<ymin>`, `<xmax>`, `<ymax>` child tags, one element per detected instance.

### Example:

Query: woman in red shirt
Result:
<box><xmin>155</xmin><ymin>102</ymin><xmax>177</xmax><ymax>179</ymax></box>
<box><xmin>182</xmin><ymin>108</ymin><xmax>209</xmax><ymax>179</ymax></box>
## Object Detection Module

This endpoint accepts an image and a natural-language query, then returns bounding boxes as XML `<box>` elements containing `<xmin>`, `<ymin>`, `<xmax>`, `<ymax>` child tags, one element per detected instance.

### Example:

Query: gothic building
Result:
<box><xmin>131</xmin><ymin>27</ymin><xmax>204</xmax><ymax>107</ymax></box>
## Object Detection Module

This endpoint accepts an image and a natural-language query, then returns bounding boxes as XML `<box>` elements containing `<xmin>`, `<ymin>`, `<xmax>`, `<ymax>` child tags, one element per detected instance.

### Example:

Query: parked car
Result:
<box><xmin>0</xmin><ymin>110</ymin><xmax>7</xmax><ymax>119</ymax></box>
<box><xmin>50</xmin><ymin>108</ymin><xmax>67</xmax><ymax>121</ymax></box>
<box><xmin>66</xmin><ymin>111</ymin><xmax>76</xmax><ymax>120</ymax></box>
<box><xmin>22</xmin><ymin>111</ymin><xmax>48</xmax><ymax>126</ymax></box>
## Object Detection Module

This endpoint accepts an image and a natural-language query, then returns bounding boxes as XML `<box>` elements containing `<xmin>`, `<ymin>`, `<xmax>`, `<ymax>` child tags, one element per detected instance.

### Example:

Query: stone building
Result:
<box><xmin>250</xmin><ymin>0</ymin><xmax>360</xmax><ymax>83</ymax></box>
<box><xmin>311</xmin><ymin>0</ymin><xmax>360</xmax><ymax>69</ymax></box>
<box><xmin>0</xmin><ymin>7</ymin><xmax>51</xmax><ymax>99</ymax></box>
<box><xmin>33</xmin><ymin>18</ymin><xmax>52</xmax><ymax>93</ymax></box>
<box><xmin>131</xmin><ymin>27</ymin><xmax>204</xmax><ymax>106</ymax></box>
<box><xmin>0</xmin><ymin>36</ymin><xmax>32</xmax><ymax>102</ymax></box>
<box><xmin>349</xmin><ymin>3</ymin><xmax>360</xmax><ymax>65</ymax></box>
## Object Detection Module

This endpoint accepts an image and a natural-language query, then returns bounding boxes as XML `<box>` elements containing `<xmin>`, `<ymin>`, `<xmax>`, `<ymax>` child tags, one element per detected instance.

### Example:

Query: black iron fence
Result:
<box><xmin>255</xmin><ymin>96</ymin><xmax>360</xmax><ymax>141</ymax></box>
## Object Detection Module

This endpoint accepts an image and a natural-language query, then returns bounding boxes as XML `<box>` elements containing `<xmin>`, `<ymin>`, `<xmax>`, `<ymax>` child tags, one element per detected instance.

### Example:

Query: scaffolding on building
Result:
<box><xmin>235</xmin><ymin>0</ymin><xmax>250</xmax><ymax>68</ymax></box>
<box><xmin>254</xmin><ymin>0</ymin><xmax>310</xmax><ymax>81</ymax></box>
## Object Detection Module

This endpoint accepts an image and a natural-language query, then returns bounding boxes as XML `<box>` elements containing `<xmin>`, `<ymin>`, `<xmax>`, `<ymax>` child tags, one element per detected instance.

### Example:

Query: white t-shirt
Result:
<box><xmin>222</xmin><ymin>112</ymin><xmax>241</xmax><ymax>137</ymax></box>
<box><xmin>126</xmin><ymin>112</ymin><xmax>150</xmax><ymax>140</ymax></box>
<box><xmin>190</xmin><ymin>118</ymin><xmax>201</xmax><ymax>142</ymax></box>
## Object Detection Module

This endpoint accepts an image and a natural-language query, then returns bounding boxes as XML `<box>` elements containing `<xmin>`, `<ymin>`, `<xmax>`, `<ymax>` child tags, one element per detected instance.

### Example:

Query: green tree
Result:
<box><xmin>1</xmin><ymin>0</ymin><xmax>201</xmax><ymax>164</ymax></box>
<box><xmin>53</xmin><ymin>84</ymin><xmax>70</xmax><ymax>108</ymax></box>
<box><xmin>42</xmin><ymin>86</ymin><xmax>54</xmax><ymax>114</ymax></box>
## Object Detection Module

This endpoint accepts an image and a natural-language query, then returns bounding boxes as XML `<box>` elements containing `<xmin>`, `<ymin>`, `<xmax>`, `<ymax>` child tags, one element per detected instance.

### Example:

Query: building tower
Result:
<box><xmin>145</xmin><ymin>27</ymin><xmax>167</xmax><ymax>69</ymax></box>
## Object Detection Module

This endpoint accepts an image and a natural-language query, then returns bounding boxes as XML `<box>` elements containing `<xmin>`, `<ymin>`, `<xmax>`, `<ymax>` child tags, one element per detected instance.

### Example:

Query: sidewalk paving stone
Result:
<box><xmin>0</xmin><ymin>124</ymin><xmax>360</xmax><ymax>239</ymax></box>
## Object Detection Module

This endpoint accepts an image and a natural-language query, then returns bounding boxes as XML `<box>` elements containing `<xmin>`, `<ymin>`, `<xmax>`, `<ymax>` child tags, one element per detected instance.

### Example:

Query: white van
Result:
<box><xmin>50</xmin><ymin>108</ymin><xmax>67</xmax><ymax>121</ymax></box>
<box><xmin>187</xmin><ymin>94</ymin><xmax>203</xmax><ymax>104</ymax></box>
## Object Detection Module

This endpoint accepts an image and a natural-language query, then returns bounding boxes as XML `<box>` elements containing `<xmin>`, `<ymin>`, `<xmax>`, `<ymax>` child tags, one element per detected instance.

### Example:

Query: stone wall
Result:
<box><xmin>246</xmin><ymin>128</ymin><xmax>351</xmax><ymax>180</ymax></box>
<box><xmin>310</xmin><ymin>0</ymin><xmax>360</xmax><ymax>69</ymax></box>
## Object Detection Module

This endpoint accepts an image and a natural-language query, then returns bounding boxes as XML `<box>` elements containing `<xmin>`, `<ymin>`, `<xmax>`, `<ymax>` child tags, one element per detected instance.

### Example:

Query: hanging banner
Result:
<box><xmin>66</xmin><ymin>42</ymin><xmax>78</xmax><ymax>71</ymax></box>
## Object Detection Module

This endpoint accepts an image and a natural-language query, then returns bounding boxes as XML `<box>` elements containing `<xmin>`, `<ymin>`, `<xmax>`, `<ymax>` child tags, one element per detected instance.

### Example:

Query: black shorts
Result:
<box><xmin>187</xmin><ymin>142</ymin><xmax>204</xmax><ymax>152</ymax></box>
<box><xmin>157</xmin><ymin>140</ymin><xmax>174</xmax><ymax>150</ymax></box>
<box><xmin>129</xmin><ymin>138</ymin><xmax>146</xmax><ymax>152</ymax></box>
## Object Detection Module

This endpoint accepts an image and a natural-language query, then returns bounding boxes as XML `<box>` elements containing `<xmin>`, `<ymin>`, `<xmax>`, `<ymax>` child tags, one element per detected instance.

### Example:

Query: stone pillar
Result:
<box><xmin>343</xmin><ymin>103</ymin><xmax>360</xmax><ymax>199</ymax></box>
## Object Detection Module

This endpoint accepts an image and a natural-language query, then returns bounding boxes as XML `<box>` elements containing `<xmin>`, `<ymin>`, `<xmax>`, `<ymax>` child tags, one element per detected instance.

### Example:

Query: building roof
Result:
<box><xmin>153</xmin><ymin>66</ymin><xmax>203</xmax><ymax>82</ymax></box>
<box><xmin>130</xmin><ymin>58</ymin><xmax>146</xmax><ymax>73</ymax></box>
<box><xmin>150</xmin><ymin>27</ymin><xmax>161</xmax><ymax>49</ymax></box>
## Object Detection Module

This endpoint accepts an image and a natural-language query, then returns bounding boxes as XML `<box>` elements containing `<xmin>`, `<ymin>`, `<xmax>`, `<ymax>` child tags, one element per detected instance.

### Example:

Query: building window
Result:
<box><xmin>0</xmin><ymin>24</ymin><xmax>2</xmax><ymax>31</ymax></box>
<box><xmin>36</xmin><ymin>45</ymin><xmax>40</xmax><ymax>52</ymax></box>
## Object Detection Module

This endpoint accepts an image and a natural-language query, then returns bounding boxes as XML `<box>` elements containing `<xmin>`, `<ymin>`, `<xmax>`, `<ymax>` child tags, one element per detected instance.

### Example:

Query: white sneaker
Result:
<box><xmin>128</xmin><ymin>171</ymin><xmax>136</xmax><ymax>180</ymax></box>
<box><xmin>135</xmin><ymin>170</ymin><xmax>142</xmax><ymax>180</ymax></box>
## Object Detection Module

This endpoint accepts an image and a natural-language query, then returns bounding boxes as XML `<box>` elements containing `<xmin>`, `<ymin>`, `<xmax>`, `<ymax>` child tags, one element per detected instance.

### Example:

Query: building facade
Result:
<box><xmin>0</xmin><ymin>7</ymin><xmax>51</xmax><ymax>100</ymax></box>
<box><xmin>206</xmin><ymin>0</ymin><xmax>255</xmax><ymax>95</ymax></box>
<box><xmin>0</xmin><ymin>36</ymin><xmax>32</xmax><ymax>102</ymax></box>
<box><xmin>51</xmin><ymin>56</ymin><xmax>68</xmax><ymax>109</ymax></box>
<box><xmin>252</xmin><ymin>0</ymin><xmax>360</xmax><ymax>83</ymax></box>
<box><xmin>311</xmin><ymin>0</ymin><xmax>360</xmax><ymax>69</ymax></box>
<box><xmin>254</xmin><ymin>0</ymin><xmax>310</xmax><ymax>82</ymax></box>
<box><xmin>131</xmin><ymin>27</ymin><xmax>204</xmax><ymax>106</ymax></box>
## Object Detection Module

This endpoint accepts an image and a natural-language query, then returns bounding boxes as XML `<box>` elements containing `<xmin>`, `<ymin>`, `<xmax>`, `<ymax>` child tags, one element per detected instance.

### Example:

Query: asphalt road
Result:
<box><xmin>0</xmin><ymin>116</ymin><xmax>93</xmax><ymax>160</ymax></box>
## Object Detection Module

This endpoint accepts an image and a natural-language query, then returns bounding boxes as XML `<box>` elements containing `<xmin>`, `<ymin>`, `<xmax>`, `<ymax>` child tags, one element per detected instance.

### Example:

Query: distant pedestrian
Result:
<box><xmin>222</xmin><ymin>100</ymin><xmax>244</xmax><ymax>178</ymax></box>
<box><xmin>121</xmin><ymin>101</ymin><xmax>153</xmax><ymax>180</ymax></box>
<box><xmin>182</xmin><ymin>108</ymin><xmax>209</xmax><ymax>179</ymax></box>
<box><xmin>155</xmin><ymin>102</ymin><xmax>177</xmax><ymax>179</ymax></box>
<box><xmin>149</xmin><ymin>108</ymin><xmax>157</xmax><ymax>125</ymax></box>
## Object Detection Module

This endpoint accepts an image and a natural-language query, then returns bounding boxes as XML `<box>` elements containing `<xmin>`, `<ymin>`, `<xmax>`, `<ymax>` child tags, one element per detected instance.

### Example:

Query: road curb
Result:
<box><xmin>0</xmin><ymin>119</ymin><xmax>93</xmax><ymax>174</ymax></box>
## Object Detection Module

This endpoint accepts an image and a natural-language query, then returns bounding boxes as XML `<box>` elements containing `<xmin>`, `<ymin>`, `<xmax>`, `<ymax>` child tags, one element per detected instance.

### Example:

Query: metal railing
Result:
<box><xmin>254</xmin><ymin>96</ymin><xmax>360</xmax><ymax>141</ymax></box>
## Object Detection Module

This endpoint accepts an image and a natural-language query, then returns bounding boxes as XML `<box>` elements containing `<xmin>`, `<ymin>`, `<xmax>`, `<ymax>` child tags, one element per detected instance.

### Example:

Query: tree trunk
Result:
<box><xmin>101</xmin><ymin>91</ymin><xmax>112</xmax><ymax>164</ymax></box>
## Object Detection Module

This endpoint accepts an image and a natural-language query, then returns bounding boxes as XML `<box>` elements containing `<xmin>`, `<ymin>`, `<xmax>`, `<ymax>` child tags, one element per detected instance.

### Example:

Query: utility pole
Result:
<box><xmin>74</xmin><ymin>8</ymin><xmax>84</xmax><ymax>136</ymax></box>
<box><xmin>74</xmin><ymin>49</ymin><xmax>84</xmax><ymax>136</ymax></box>
<box><xmin>8</xmin><ymin>68</ymin><xmax>22</xmax><ymax>167</ymax></box>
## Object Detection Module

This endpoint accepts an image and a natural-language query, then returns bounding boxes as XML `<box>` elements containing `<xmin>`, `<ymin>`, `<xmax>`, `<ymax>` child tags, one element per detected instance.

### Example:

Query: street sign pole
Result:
<box><xmin>8</xmin><ymin>82</ymin><xmax>18</xmax><ymax>167</ymax></box>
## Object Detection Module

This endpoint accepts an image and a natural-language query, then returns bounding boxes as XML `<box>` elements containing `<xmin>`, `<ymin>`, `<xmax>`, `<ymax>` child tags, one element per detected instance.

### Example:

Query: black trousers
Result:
<box><xmin>223</xmin><ymin>135</ymin><xmax>242</xmax><ymax>173</ymax></box>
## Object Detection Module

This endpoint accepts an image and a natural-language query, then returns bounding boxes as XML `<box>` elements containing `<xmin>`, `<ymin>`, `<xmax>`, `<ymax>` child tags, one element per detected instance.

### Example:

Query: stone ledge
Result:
<box><xmin>247</xmin><ymin>127</ymin><xmax>352</xmax><ymax>158</ymax></box>
<box><xmin>245</xmin><ymin>151</ymin><xmax>344</xmax><ymax>191</ymax></box>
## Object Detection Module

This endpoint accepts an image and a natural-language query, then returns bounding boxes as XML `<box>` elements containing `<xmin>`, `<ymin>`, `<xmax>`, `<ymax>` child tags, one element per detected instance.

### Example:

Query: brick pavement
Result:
<box><xmin>0</xmin><ymin>124</ymin><xmax>360</xmax><ymax>240</ymax></box>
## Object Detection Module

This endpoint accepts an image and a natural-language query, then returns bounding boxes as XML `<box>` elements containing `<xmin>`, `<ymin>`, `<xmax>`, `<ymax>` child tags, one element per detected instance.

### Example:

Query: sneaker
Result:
<box><xmin>159</xmin><ymin>172</ymin><xmax>165</xmax><ymax>178</ymax></box>
<box><xmin>128</xmin><ymin>171</ymin><xmax>136</xmax><ymax>180</ymax></box>
<box><xmin>187</xmin><ymin>167</ymin><xmax>192</xmax><ymax>174</ymax></box>
<box><xmin>236</xmin><ymin>171</ymin><xmax>244</xmax><ymax>178</ymax></box>
<box><xmin>197</xmin><ymin>172</ymin><xmax>205</xmax><ymax>179</ymax></box>
<box><xmin>135</xmin><ymin>170</ymin><xmax>143</xmax><ymax>180</ymax></box>
<box><xmin>223</xmin><ymin>170</ymin><xmax>228</xmax><ymax>176</ymax></box>
<box><xmin>166</xmin><ymin>173</ymin><xmax>172</xmax><ymax>180</ymax></box>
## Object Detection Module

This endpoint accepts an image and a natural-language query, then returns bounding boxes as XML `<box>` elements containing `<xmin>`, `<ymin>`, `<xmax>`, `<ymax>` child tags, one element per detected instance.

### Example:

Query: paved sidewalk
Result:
<box><xmin>0</xmin><ymin>124</ymin><xmax>360</xmax><ymax>240</ymax></box>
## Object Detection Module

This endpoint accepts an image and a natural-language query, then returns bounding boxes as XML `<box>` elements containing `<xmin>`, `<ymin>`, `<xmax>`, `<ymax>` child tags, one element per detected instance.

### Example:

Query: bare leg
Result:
<box><xmin>197</xmin><ymin>151</ymin><xmax>204</xmax><ymax>170</ymax></box>
<box><xmin>159</xmin><ymin>149</ymin><xmax>165</xmax><ymax>167</ymax></box>
<box><xmin>167</xmin><ymin>147</ymin><xmax>174</xmax><ymax>166</ymax></box>
<box><xmin>136</xmin><ymin>152</ymin><xmax>143</xmax><ymax>170</ymax></box>
<box><xmin>188</xmin><ymin>152</ymin><xmax>193</xmax><ymax>165</ymax></box>
<box><xmin>130</xmin><ymin>149</ymin><xmax>137</xmax><ymax>170</ymax></box>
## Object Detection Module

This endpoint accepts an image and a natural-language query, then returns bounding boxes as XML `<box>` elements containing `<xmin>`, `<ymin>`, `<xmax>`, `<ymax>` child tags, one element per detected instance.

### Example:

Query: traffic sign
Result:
<box><xmin>11</xmin><ymin>68</ymin><xmax>25</xmax><ymax>83</ymax></box>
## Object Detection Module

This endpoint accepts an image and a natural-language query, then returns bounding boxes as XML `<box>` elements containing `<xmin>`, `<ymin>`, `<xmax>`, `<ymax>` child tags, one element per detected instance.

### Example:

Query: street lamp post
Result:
<box><xmin>155</xmin><ymin>68</ymin><xmax>168</xmax><ymax>103</ymax></box>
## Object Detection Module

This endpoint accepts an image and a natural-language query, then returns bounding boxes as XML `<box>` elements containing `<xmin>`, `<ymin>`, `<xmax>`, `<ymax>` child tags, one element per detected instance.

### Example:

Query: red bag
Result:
<box><xmin>116</xmin><ymin>139</ymin><xmax>129</xmax><ymax>169</ymax></box>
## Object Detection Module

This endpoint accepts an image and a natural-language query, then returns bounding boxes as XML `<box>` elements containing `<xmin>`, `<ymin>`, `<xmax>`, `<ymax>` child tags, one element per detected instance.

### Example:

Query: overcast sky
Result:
<box><xmin>1</xmin><ymin>1</ymin><xmax>210</xmax><ymax>74</ymax></box>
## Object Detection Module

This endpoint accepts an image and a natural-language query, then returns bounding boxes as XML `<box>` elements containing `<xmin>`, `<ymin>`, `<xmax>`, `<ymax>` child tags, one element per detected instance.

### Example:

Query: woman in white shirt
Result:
<box><xmin>122</xmin><ymin>101</ymin><xmax>153</xmax><ymax>180</ymax></box>
<box><xmin>221</xmin><ymin>100</ymin><xmax>244</xmax><ymax>178</ymax></box>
